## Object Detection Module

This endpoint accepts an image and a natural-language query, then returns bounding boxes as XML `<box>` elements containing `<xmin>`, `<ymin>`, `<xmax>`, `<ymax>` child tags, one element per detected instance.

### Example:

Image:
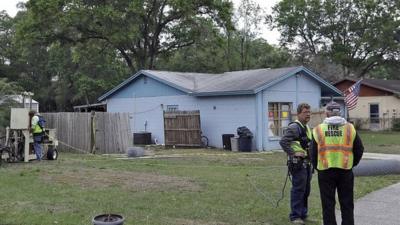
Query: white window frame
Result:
<box><xmin>268</xmin><ymin>102</ymin><xmax>292</xmax><ymax>139</ymax></box>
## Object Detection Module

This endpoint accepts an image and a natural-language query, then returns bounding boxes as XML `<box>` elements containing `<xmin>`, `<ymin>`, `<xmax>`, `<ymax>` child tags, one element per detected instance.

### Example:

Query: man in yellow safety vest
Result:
<box><xmin>280</xmin><ymin>103</ymin><xmax>312</xmax><ymax>225</ymax></box>
<box><xmin>29</xmin><ymin>110</ymin><xmax>44</xmax><ymax>161</ymax></box>
<box><xmin>311</xmin><ymin>101</ymin><xmax>364</xmax><ymax>225</ymax></box>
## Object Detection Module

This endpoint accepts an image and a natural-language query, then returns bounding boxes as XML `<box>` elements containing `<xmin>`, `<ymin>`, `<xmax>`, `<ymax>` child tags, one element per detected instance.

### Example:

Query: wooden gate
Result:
<box><xmin>163</xmin><ymin>110</ymin><xmax>201</xmax><ymax>147</ymax></box>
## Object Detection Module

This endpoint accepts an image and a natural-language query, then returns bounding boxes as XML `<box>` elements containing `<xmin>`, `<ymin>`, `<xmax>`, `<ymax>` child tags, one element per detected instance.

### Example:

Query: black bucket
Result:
<box><xmin>222</xmin><ymin>134</ymin><xmax>234</xmax><ymax>150</ymax></box>
<box><xmin>92</xmin><ymin>214</ymin><xmax>124</xmax><ymax>225</ymax></box>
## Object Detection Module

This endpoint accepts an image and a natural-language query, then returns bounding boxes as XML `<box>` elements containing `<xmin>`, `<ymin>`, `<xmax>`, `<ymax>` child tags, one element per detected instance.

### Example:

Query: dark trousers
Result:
<box><xmin>289</xmin><ymin>164</ymin><xmax>312</xmax><ymax>221</ymax></box>
<box><xmin>318</xmin><ymin>169</ymin><xmax>354</xmax><ymax>225</ymax></box>
<box><xmin>33</xmin><ymin>134</ymin><xmax>43</xmax><ymax>161</ymax></box>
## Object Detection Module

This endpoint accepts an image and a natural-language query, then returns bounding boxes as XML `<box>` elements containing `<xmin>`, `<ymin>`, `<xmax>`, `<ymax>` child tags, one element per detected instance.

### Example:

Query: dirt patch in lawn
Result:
<box><xmin>168</xmin><ymin>218</ymin><xmax>230</xmax><ymax>225</ymax></box>
<box><xmin>40</xmin><ymin>168</ymin><xmax>201</xmax><ymax>191</ymax></box>
<box><xmin>168</xmin><ymin>218</ymin><xmax>270</xmax><ymax>225</ymax></box>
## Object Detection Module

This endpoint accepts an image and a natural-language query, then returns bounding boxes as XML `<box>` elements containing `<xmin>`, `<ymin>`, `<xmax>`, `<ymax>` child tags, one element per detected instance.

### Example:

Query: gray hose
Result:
<box><xmin>353</xmin><ymin>159</ymin><xmax>400</xmax><ymax>176</ymax></box>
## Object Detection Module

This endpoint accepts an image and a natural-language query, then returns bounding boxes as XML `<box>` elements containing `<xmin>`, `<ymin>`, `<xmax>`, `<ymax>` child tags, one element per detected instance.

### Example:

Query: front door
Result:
<box><xmin>369</xmin><ymin>104</ymin><xmax>380</xmax><ymax>130</ymax></box>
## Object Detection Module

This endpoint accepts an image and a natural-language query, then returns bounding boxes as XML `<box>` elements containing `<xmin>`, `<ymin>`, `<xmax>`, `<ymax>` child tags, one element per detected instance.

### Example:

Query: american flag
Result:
<box><xmin>344</xmin><ymin>79</ymin><xmax>362</xmax><ymax>110</ymax></box>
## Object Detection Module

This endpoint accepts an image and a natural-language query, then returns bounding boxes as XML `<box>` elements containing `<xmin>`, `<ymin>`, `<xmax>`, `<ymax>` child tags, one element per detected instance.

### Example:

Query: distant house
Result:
<box><xmin>0</xmin><ymin>95</ymin><xmax>39</xmax><ymax>112</ymax></box>
<box><xmin>98</xmin><ymin>66</ymin><xmax>342</xmax><ymax>151</ymax></box>
<box><xmin>335</xmin><ymin>78</ymin><xmax>400</xmax><ymax>130</ymax></box>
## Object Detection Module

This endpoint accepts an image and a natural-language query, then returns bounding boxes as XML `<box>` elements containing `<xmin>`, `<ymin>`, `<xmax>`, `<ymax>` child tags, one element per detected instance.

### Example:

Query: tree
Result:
<box><xmin>0</xmin><ymin>78</ymin><xmax>24</xmax><ymax>129</ymax></box>
<box><xmin>368</xmin><ymin>62</ymin><xmax>400</xmax><ymax>80</ymax></box>
<box><xmin>236</xmin><ymin>0</ymin><xmax>265</xmax><ymax>69</ymax></box>
<box><xmin>19</xmin><ymin>0</ymin><xmax>234</xmax><ymax>72</ymax></box>
<box><xmin>157</xmin><ymin>32</ymin><xmax>293</xmax><ymax>73</ymax></box>
<box><xmin>46</xmin><ymin>41</ymin><xmax>129</xmax><ymax>110</ymax></box>
<box><xmin>271</xmin><ymin>0</ymin><xmax>400</xmax><ymax>77</ymax></box>
<box><xmin>244</xmin><ymin>38</ymin><xmax>293</xmax><ymax>69</ymax></box>
<box><xmin>0</xmin><ymin>12</ymin><xmax>18</xmax><ymax>80</ymax></box>
<box><xmin>2</xmin><ymin>6</ymin><xmax>129</xmax><ymax>111</ymax></box>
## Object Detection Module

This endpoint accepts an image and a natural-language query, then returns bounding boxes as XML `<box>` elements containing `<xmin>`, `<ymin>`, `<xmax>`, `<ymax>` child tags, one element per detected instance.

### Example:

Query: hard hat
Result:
<box><xmin>326</xmin><ymin>101</ymin><xmax>341</xmax><ymax>112</ymax></box>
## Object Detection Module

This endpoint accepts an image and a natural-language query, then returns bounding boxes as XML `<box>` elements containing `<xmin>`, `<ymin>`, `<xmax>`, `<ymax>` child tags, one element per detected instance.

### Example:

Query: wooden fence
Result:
<box><xmin>163</xmin><ymin>110</ymin><xmax>201</xmax><ymax>147</ymax></box>
<box><xmin>42</xmin><ymin>112</ymin><xmax>131</xmax><ymax>154</ymax></box>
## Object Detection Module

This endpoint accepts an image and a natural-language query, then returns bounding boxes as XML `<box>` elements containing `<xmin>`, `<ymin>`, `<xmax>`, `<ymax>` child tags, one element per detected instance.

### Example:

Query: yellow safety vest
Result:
<box><xmin>290</xmin><ymin>120</ymin><xmax>312</xmax><ymax>156</ymax></box>
<box><xmin>313</xmin><ymin>123</ymin><xmax>356</xmax><ymax>170</ymax></box>
<box><xmin>32</xmin><ymin>115</ymin><xmax>43</xmax><ymax>134</ymax></box>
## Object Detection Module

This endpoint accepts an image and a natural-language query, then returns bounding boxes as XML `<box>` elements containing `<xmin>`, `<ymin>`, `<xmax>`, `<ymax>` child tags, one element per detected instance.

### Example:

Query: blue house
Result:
<box><xmin>98</xmin><ymin>66</ymin><xmax>342</xmax><ymax>151</ymax></box>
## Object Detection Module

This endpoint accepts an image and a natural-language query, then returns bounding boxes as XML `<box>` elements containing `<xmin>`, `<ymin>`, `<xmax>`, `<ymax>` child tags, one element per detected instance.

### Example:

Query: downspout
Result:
<box><xmin>295</xmin><ymin>73</ymin><xmax>299</xmax><ymax>106</ymax></box>
<box><xmin>261</xmin><ymin>93</ymin><xmax>266</xmax><ymax>151</ymax></box>
<box><xmin>256</xmin><ymin>92</ymin><xmax>264</xmax><ymax>151</ymax></box>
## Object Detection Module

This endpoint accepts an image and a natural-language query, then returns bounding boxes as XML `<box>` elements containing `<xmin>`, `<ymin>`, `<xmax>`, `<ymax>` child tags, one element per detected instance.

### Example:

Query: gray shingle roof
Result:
<box><xmin>144</xmin><ymin>66</ymin><xmax>300</xmax><ymax>93</ymax></box>
<box><xmin>362</xmin><ymin>79</ymin><xmax>400</xmax><ymax>94</ymax></box>
<box><xmin>98</xmin><ymin>66</ymin><xmax>342</xmax><ymax>101</ymax></box>
<box><xmin>336</xmin><ymin>78</ymin><xmax>400</xmax><ymax>94</ymax></box>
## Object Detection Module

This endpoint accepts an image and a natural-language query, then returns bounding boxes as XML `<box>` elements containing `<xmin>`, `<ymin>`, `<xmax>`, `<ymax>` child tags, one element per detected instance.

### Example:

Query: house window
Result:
<box><xmin>166</xmin><ymin>105</ymin><xmax>179</xmax><ymax>112</ymax></box>
<box><xmin>268</xmin><ymin>102</ymin><xmax>292</xmax><ymax>138</ymax></box>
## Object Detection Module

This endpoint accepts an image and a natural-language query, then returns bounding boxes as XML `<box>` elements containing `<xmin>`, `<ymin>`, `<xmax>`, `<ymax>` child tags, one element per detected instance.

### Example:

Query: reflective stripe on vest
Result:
<box><xmin>290</xmin><ymin>120</ymin><xmax>312</xmax><ymax>156</ymax></box>
<box><xmin>312</xmin><ymin>123</ymin><xmax>356</xmax><ymax>170</ymax></box>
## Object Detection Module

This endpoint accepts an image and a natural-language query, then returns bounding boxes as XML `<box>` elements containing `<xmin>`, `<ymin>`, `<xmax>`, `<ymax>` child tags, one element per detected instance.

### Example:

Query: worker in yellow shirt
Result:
<box><xmin>280</xmin><ymin>103</ymin><xmax>312</xmax><ymax>225</ymax></box>
<box><xmin>29</xmin><ymin>110</ymin><xmax>44</xmax><ymax>161</ymax></box>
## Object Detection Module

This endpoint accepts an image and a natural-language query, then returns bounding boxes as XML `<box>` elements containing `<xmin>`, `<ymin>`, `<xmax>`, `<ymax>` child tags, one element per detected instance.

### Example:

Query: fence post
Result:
<box><xmin>90</xmin><ymin>111</ymin><xmax>96</xmax><ymax>154</ymax></box>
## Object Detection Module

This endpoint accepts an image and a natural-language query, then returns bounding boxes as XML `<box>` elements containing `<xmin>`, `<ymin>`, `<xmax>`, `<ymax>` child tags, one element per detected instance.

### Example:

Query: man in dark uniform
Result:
<box><xmin>311</xmin><ymin>101</ymin><xmax>364</xmax><ymax>225</ymax></box>
<box><xmin>280</xmin><ymin>103</ymin><xmax>312</xmax><ymax>225</ymax></box>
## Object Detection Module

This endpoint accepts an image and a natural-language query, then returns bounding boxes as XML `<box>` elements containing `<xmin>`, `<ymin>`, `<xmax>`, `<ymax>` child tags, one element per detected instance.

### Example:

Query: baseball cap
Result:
<box><xmin>325</xmin><ymin>101</ymin><xmax>341</xmax><ymax>112</ymax></box>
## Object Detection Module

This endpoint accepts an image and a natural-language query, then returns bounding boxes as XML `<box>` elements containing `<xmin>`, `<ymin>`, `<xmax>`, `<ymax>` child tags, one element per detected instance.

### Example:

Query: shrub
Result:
<box><xmin>350</xmin><ymin>118</ymin><xmax>365</xmax><ymax>130</ymax></box>
<box><xmin>392</xmin><ymin>118</ymin><xmax>400</xmax><ymax>131</ymax></box>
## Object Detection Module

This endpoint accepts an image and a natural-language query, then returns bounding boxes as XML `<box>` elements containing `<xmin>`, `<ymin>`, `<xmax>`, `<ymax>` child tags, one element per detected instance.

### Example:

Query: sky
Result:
<box><xmin>0</xmin><ymin>0</ymin><xmax>26</xmax><ymax>16</ymax></box>
<box><xmin>0</xmin><ymin>0</ymin><xmax>281</xmax><ymax>45</ymax></box>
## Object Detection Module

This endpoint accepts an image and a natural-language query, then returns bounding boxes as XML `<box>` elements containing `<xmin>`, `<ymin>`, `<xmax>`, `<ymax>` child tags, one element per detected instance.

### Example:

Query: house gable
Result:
<box><xmin>254</xmin><ymin>67</ymin><xmax>342</xmax><ymax>97</ymax></box>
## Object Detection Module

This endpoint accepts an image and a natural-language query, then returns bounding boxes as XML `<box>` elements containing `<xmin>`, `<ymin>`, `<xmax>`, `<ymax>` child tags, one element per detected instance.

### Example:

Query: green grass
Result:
<box><xmin>1</xmin><ymin>150</ymin><xmax>399</xmax><ymax>225</ymax></box>
<box><xmin>358</xmin><ymin>131</ymin><xmax>400</xmax><ymax>154</ymax></box>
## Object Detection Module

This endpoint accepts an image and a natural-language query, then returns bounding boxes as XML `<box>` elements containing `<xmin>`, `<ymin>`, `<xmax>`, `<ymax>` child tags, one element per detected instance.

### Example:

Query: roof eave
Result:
<box><xmin>192</xmin><ymin>90</ymin><xmax>254</xmax><ymax>96</ymax></box>
<box><xmin>360</xmin><ymin>82</ymin><xmax>396</xmax><ymax>94</ymax></box>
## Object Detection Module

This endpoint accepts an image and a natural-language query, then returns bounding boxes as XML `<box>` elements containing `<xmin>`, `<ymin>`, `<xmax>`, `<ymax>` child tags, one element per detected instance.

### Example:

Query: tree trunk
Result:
<box><xmin>240</xmin><ymin>36</ymin><xmax>245</xmax><ymax>70</ymax></box>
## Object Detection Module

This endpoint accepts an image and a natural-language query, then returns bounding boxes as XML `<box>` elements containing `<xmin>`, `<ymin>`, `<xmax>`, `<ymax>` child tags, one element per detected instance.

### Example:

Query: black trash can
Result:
<box><xmin>238</xmin><ymin>137</ymin><xmax>252</xmax><ymax>152</ymax></box>
<box><xmin>133</xmin><ymin>132</ymin><xmax>152</xmax><ymax>145</ymax></box>
<box><xmin>236</xmin><ymin>126</ymin><xmax>253</xmax><ymax>152</ymax></box>
<box><xmin>222</xmin><ymin>134</ymin><xmax>235</xmax><ymax>150</ymax></box>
